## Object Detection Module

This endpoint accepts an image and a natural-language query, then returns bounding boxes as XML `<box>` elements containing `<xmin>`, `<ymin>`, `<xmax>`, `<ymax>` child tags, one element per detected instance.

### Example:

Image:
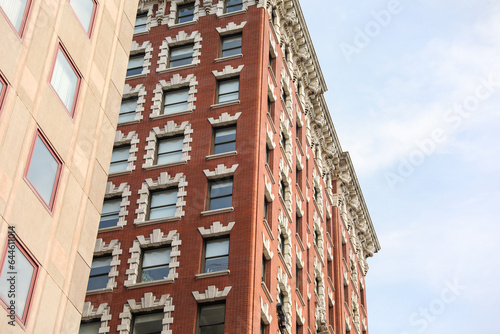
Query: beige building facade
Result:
<box><xmin>0</xmin><ymin>0</ymin><xmax>138</xmax><ymax>332</ymax></box>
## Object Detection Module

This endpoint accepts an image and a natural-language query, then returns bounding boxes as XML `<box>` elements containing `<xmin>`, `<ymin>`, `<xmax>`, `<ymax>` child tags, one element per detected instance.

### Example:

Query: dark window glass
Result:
<box><xmin>109</xmin><ymin>145</ymin><xmax>129</xmax><ymax>174</ymax></box>
<box><xmin>213</xmin><ymin>126</ymin><xmax>236</xmax><ymax>154</ymax></box>
<box><xmin>169</xmin><ymin>44</ymin><xmax>194</xmax><ymax>68</ymax></box>
<box><xmin>225</xmin><ymin>0</ymin><xmax>243</xmax><ymax>13</ymax></box>
<box><xmin>132</xmin><ymin>312</ymin><xmax>163</xmax><ymax>334</ymax></box>
<box><xmin>209</xmin><ymin>179</ymin><xmax>233</xmax><ymax>210</ymax></box>
<box><xmin>119</xmin><ymin>97</ymin><xmax>137</xmax><ymax>123</ymax></box>
<box><xmin>280</xmin><ymin>130</ymin><xmax>286</xmax><ymax>148</ymax></box>
<box><xmin>149</xmin><ymin>189</ymin><xmax>177</xmax><ymax>220</ymax></box>
<box><xmin>79</xmin><ymin>321</ymin><xmax>101</xmax><ymax>334</ymax></box>
<box><xmin>99</xmin><ymin>198</ymin><xmax>121</xmax><ymax>229</ymax></box>
<box><xmin>157</xmin><ymin>136</ymin><xmax>183</xmax><ymax>165</ymax></box>
<box><xmin>199</xmin><ymin>303</ymin><xmax>225</xmax><ymax>334</ymax></box>
<box><xmin>126</xmin><ymin>54</ymin><xmax>144</xmax><ymax>77</ymax></box>
<box><xmin>87</xmin><ymin>256</ymin><xmax>111</xmax><ymax>291</ymax></box>
<box><xmin>262</xmin><ymin>255</ymin><xmax>267</xmax><ymax>283</ymax></box>
<box><xmin>204</xmin><ymin>238</ymin><xmax>229</xmax><ymax>273</ymax></box>
<box><xmin>163</xmin><ymin>88</ymin><xmax>189</xmax><ymax>114</ymax></box>
<box><xmin>279</xmin><ymin>179</ymin><xmax>285</xmax><ymax>199</ymax></box>
<box><xmin>140</xmin><ymin>247</ymin><xmax>171</xmax><ymax>282</ymax></box>
<box><xmin>134</xmin><ymin>12</ymin><xmax>148</xmax><ymax>34</ymax></box>
<box><xmin>177</xmin><ymin>3</ymin><xmax>194</xmax><ymax>23</ymax></box>
<box><xmin>221</xmin><ymin>34</ymin><xmax>242</xmax><ymax>57</ymax></box>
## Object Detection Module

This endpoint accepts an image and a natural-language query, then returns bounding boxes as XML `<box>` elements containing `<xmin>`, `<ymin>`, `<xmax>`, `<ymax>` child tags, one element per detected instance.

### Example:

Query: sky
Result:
<box><xmin>301</xmin><ymin>0</ymin><xmax>500</xmax><ymax>333</ymax></box>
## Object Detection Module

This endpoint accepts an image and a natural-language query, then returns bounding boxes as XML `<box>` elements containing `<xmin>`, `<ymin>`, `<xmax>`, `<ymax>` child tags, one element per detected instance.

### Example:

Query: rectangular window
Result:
<box><xmin>224</xmin><ymin>0</ymin><xmax>243</xmax><ymax>13</ymax></box>
<box><xmin>198</xmin><ymin>303</ymin><xmax>225</xmax><ymax>334</ymax></box>
<box><xmin>126</xmin><ymin>53</ymin><xmax>144</xmax><ymax>77</ymax></box>
<box><xmin>86</xmin><ymin>256</ymin><xmax>111</xmax><ymax>291</ymax></box>
<box><xmin>25</xmin><ymin>131</ymin><xmax>63</xmax><ymax>210</ymax></box>
<box><xmin>0</xmin><ymin>0</ymin><xmax>31</xmax><ymax>35</ymax></box>
<box><xmin>208</xmin><ymin>178</ymin><xmax>233</xmax><ymax>210</ymax></box>
<box><xmin>203</xmin><ymin>238</ymin><xmax>229</xmax><ymax>273</ymax></box>
<box><xmin>177</xmin><ymin>3</ymin><xmax>194</xmax><ymax>23</ymax></box>
<box><xmin>262</xmin><ymin>255</ymin><xmax>267</xmax><ymax>283</ymax></box>
<box><xmin>79</xmin><ymin>320</ymin><xmax>101</xmax><ymax>334</ymax></box>
<box><xmin>119</xmin><ymin>97</ymin><xmax>137</xmax><ymax>123</ymax></box>
<box><xmin>50</xmin><ymin>45</ymin><xmax>81</xmax><ymax>115</ymax></box>
<box><xmin>99</xmin><ymin>198</ymin><xmax>121</xmax><ymax>229</ymax></box>
<box><xmin>132</xmin><ymin>312</ymin><xmax>163</xmax><ymax>334</ymax></box>
<box><xmin>264</xmin><ymin>197</ymin><xmax>269</xmax><ymax>221</ymax></box>
<box><xmin>217</xmin><ymin>78</ymin><xmax>239</xmax><ymax>104</ymax></box>
<box><xmin>149</xmin><ymin>189</ymin><xmax>177</xmax><ymax>220</ymax></box>
<box><xmin>140</xmin><ymin>247</ymin><xmax>171</xmax><ymax>282</ymax></box>
<box><xmin>0</xmin><ymin>239</ymin><xmax>39</xmax><ymax>325</ymax></box>
<box><xmin>169</xmin><ymin>44</ymin><xmax>194</xmax><ymax>68</ymax></box>
<box><xmin>221</xmin><ymin>34</ymin><xmax>242</xmax><ymax>57</ymax></box>
<box><xmin>163</xmin><ymin>88</ymin><xmax>189</xmax><ymax>114</ymax></box>
<box><xmin>69</xmin><ymin>0</ymin><xmax>97</xmax><ymax>35</ymax></box>
<box><xmin>134</xmin><ymin>12</ymin><xmax>148</xmax><ymax>34</ymax></box>
<box><xmin>109</xmin><ymin>145</ymin><xmax>129</xmax><ymax>174</ymax></box>
<box><xmin>213</xmin><ymin>126</ymin><xmax>236</xmax><ymax>154</ymax></box>
<box><xmin>157</xmin><ymin>136</ymin><xmax>183</xmax><ymax>165</ymax></box>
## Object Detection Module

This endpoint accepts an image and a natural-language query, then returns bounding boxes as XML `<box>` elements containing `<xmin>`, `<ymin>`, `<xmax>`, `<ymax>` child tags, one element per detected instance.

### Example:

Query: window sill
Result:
<box><xmin>215</xmin><ymin>54</ymin><xmax>243</xmax><ymax>63</ymax></box>
<box><xmin>295</xmin><ymin>288</ymin><xmax>305</xmax><ymax>306</ymax></box>
<box><xmin>210</xmin><ymin>100</ymin><xmax>240</xmax><ymax>109</ymax></box>
<box><xmin>169</xmin><ymin>20</ymin><xmax>198</xmax><ymax>29</ymax></box>
<box><xmin>98</xmin><ymin>225</ymin><xmax>123</xmax><ymax>233</ymax></box>
<box><xmin>126</xmin><ymin>73</ymin><xmax>147</xmax><ymax>81</ymax></box>
<box><xmin>118</xmin><ymin>119</ymin><xmax>140</xmax><ymax>126</ymax></box>
<box><xmin>126</xmin><ymin>278</ymin><xmax>174</xmax><ymax>289</ymax></box>
<box><xmin>217</xmin><ymin>9</ymin><xmax>248</xmax><ymax>18</ymax></box>
<box><xmin>261</xmin><ymin>282</ymin><xmax>273</xmax><ymax>303</ymax></box>
<box><xmin>86</xmin><ymin>287</ymin><xmax>113</xmax><ymax>295</ymax></box>
<box><xmin>206</xmin><ymin>151</ymin><xmax>237</xmax><ymax>160</ymax></box>
<box><xmin>108</xmin><ymin>170</ymin><xmax>133</xmax><ymax>177</ymax></box>
<box><xmin>134</xmin><ymin>216</ymin><xmax>181</xmax><ymax>226</ymax></box>
<box><xmin>143</xmin><ymin>160</ymin><xmax>188</xmax><ymax>170</ymax></box>
<box><xmin>157</xmin><ymin>63</ymin><xmax>197</xmax><ymax>74</ymax></box>
<box><xmin>195</xmin><ymin>270</ymin><xmax>230</xmax><ymax>279</ymax></box>
<box><xmin>150</xmin><ymin>109</ymin><xmax>193</xmax><ymax>119</ymax></box>
<box><xmin>201</xmin><ymin>207</ymin><xmax>234</xmax><ymax>216</ymax></box>
<box><xmin>133</xmin><ymin>30</ymin><xmax>149</xmax><ymax>36</ymax></box>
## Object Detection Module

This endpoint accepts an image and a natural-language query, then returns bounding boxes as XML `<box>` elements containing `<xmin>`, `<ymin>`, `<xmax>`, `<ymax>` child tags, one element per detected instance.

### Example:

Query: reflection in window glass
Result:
<box><xmin>176</xmin><ymin>3</ymin><xmax>194</xmax><ymax>23</ymax></box>
<box><xmin>126</xmin><ymin>54</ymin><xmax>144</xmax><ymax>77</ymax></box>
<box><xmin>163</xmin><ymin>88</ymin><xmax>189</xmax><ymax>114</ymax></box>
<box><xmin>26</xmin><ymin>135</ymin><xmax>61</xmax><ymax>207</ymax></box>
<box><xmin>209</xmin><ymin>179</ymin><xmax>233</xmax><ymax>210</ymax></box>
<box><xmin>141</xmin><ymin>248</ymin><xmax>171</xmax><ymax>282</ymax></box>
<box><xmin>204</xmin><ymin>239</ymin><xmax>229</xmax><ymax>273</ymax></box>
<box><xmin>214</xmin><ymin>126</ymin><xmax>236</xmax><ymax>154</ymax></box>
<box><xmin>157</xmin><ymin>136</ymin><xmax>183</xmax><ymax>165</ymax></box>
<box><xmin>119</xmin><ymin>97</ymin><xmax>137</xmax><ymax>123</ymax></box>
<box><xmin>134</xmin><ymin>12</ymin><xmax>147</xmax><ymax>34</ymax></box>
<box><xmin>149</xmin><ymin>189</ymin><xmax>177</xmax><ymax>220</ymax></box>
<box><xmin>225</xmin><ymin>0</ymin><xmax>243</xmax><ymax>13</ymax></box>
<box><xmin>199</xmin><ymin>303</ymin><xmax>225</xmax><ymax>334</ymax></box>
<box><xmin>217</xmin><ymin>78</ymin><xmax>239</xmax><ymax>103</ymax></box>
<box><xmin>109</xmin><ymin>146</ymin><xmax>129</xmax><ymax>174</ymax></box>
<box><xmin>221</xmin><ymin>34</ymin><xmax>242</xmax><ymax>57</ymax></box>
<box><xmin>99</xmin><ymin>198</ymin><xmax>121</xmax><ymax>229</ymax></box>
<box><xmin>79</xmin><ymin>321</ymin><xmax>101</xmax><ymax>334</ymax></box>
<box><xmin>70</xmin><ymin>0</ymin><xmax>96</xmax><ymax>34</ymax></box>
<box><xmin>51</xmin><ymin>49</ymin><xmax>79</xmax><ymax>112</ymax></box>
<box><xmin>133</xmin><ymin>313</ymin><xmax>163</xmax><ymax>334</ymax></box>
<box><xmin>86</xmin><ymin>256</ymin><xmax>111</xmax><ymax>291</ymax></box>
<box><xmin>169</xmin><ymin>44</ymin><xmax>194</xmax><ymax>68</ymax></box>
<box><xmin>0</xmin><ymin>0</ymin><xmax>29</xmax><ymax>32</ymax></box>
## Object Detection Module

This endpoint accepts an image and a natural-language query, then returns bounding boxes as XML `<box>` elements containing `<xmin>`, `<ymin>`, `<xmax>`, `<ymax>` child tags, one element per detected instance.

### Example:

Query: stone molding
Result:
<box><xmin>103</xmin><ymin>182</ymin><xmax>131</xmax><ymax>229</ymax></box>
<box><xmin>192</xmin><ymin>285</ymin><xmax>232</xmax><ymax>302</ymax></box>
<box><xmin>122</xmin><ymin>83</ymin><xmax>146</xmax><ymax>123</ymax></box>
<box><xmin>151</xmin><ymin>74</ymin><xmax>198</xmax><ymax>118</ymax></box>
<box><xmin>198</xmin><ymin>221</ymin><xmax>235</xmax><ymax>237</ymax></box>
<box><xmin>203</xmin><ymin>164</ymin><xmax>238</xmax><ymax>179</ymax></box>
<box><xmin>130</xmin><ymin>41</ymin><xmax>153</xmax><ymax>76</ymax></box>
<box><xmin>81</xmin><ymin>302</ymin><xmax>111</xmax><ymax>334</ymax></box>
<box><xmin>215</xmin><ymin>21</ymin><xmax>247</xmax><ymax>35</ymax></box>
<box><xmin>260</xmin><ymin>296</ymin><xmax>272</xmax><ymax>324</ymax></box>
<box><xmin>212</xmin><ymin>64</ymin><xmax>244</xmax><ymax>79</ymax></box>
<box><xmin>208</xmin><ymin>112</ymin><xmax>241</xmax><ymax>127</ymax></box>
<box><xmin>113</xmin><ymin>131</ymin><xmax>139</xmax><ymax>173</ymax></box>
<box><xmin>157</xmin><ymin>30</ymin><xmax>202</xmax><ymax>72</ymax></box>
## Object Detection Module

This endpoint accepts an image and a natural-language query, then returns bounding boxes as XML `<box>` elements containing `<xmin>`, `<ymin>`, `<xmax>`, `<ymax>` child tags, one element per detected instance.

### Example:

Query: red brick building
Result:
<box><xmin>81</xmin><ymin>1</ymin><xmax>380</xmax><ymax>333</ymax></box>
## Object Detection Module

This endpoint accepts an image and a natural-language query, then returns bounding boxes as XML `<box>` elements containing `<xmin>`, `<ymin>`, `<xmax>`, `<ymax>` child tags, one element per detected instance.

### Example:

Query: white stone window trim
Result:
<box><xmin>263</xmin><ymin>232</ymin><xmax>274</xmax><ymax>260</ymax></box>
<box><xmin>260</xmin><ymin>296</ymin><xmax>272</xmax><ymax>324</ymax></box>
<box><xmin>215</xmin><ymin>0</ymin><xmax>251</xmax><ymax>18</ymax></box>
<box><xmin>120</xmin><ymin>84</ymin><xmax>146</xmax><ymax>125</ymax></box>
<box><xmin>128</xmin><ymin>41</ymin><xmax>153</xmax><ymax>80</ymax></box>
<box><xmin>280</xmin><ymin>74</ymin><xmax>293</xmax><ymax>118</ymax></box>
<box><xmin>86</xmin><ymin>239</ymin><xmax>122</xmax><ymax>295</ymax></box>
<box><xmin>215</xmin><ymin>21</ymin><xmax>247</xmax><ymax>35</ymax></box>
<box><xmin>192</xmin><ymin>285</ymin><xmax>232</xmax><ymax>302</ymax></box>
<box><xmin>268</xmin><ymin>76</ymin><xmax>277</xmax><ymax>102</ymax></box>
<box><xmin>264</xmin><ymin>175</ymin><xmax>274</xmax><ymax>202</ymax></box>
<box><xmin>134</xmin><ymin>172</ymin><xmax>187</xmax><ymax>225</ymax></box>
<box><xmin>212</xmin><ymin>64</ymin><xmax>244</xmax><ymax>79</ymax></box>
<box><xmin>198</xmin><ymin>221</ymin><xmax>235</xmax><ymax>237</ymax></box>
<box><xmin>276</xmin><ymin>266</ymin><xmax>292</xmax><ymax>333</ymax></box>
<box><xmin>279</xmin><ymin>110</ymin><xmax>293</xmax><ymax>164</ymax></box>
<box><xmin>167</xmin><ymin>0</ymin><xmax>201</xmax><ymax>28</ymax></box>
<box><xmin>313</xmin><ymin>211</ymin><xmax>325</xmax><ymax>260</ymax></box>
<box><xmin>208</xmin><ymin>111</ymin><xmax>241</xmax><ymax>127</ymax></box>
<box><xmin>157</xmin><ymin>30</ymin><xmax>202</xmax><ymax>73</ymax></box>
<box><xmin>150</xmin><ymin>73</ymin><xmax>198</xmax><ymax>119</ymax></box>
<box><xmin>124</xmin><ymin>229</ymin><xmax>181</xmax><ymax>288</ymax></box>
<box><xmin>143</xmin><ymin>120</ymin><xmax>193</xmax><ymax>169</ymax></box>
<box><xmin>277</xmin><ymin>208</ymin><xmax>292</xmax><ymax>271</ymax></box>
<box><xmin>99</xmin><ymin>182</ymin><xmax>131</xmax><ymax>231</ymax></box>
<box><xmin>296</xmin><ymin>194</ymin><xmax>304</xmax><ymax>218</ymax></box>
<box><xmin>117</xmin><ymin>292</ymin><xmax>174</xmax><ymax>334</ymax></box>
<box><xmin>134</xmin><ymin>4</ymin><xmax>154</xmax><ymax>36</ymax></box>
<box><xmin>312</xmin><ymin>169</ymin><xmax>324</xmax><ymax>214</ymax></box>
<box><xmin>109</xmin><ymin>131</ymin><xmax>139</xmax><ymax>176</ymax></box>
<box><xmin>295</xmin><ymin>245</ymin><xmax>304</xmax><ymax>269</ymax></box>
<box><xmin>296</xmin><ymin>301</ymin><xmax>305</xmax><ymax>325</ymax></box>
<box><xmin>278</xmin><ymin>158</ymin><xmax>292</xmax><ymax>213</ymax></box>
<box><xmin>203</xmin><ymin>163</ymin><xmax>238</xmax><ymax>179</ymax></box>
<box><xmin>266</xmin><ymin>123</ymin><xmax>276</xmax><ymax>151</ymax></box>
<box><xmin>81</xmin><ymin>302</ymin><xmax>112</xmax><ymax>333</ymax></box>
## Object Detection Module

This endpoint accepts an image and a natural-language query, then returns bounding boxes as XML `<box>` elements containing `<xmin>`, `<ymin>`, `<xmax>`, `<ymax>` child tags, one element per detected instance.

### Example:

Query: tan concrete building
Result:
<box><xmin>0</xmin><ymin>0</ymin><xmax>139</xmax><ymax>332</ymax></box>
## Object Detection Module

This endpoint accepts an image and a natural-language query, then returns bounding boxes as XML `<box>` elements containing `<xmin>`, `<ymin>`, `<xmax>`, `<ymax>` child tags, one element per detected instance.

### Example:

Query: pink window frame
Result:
<box><xmin>48</xmin><ymin>42</ymin><xmax>82</xmax><ymax>118</ymax></box>
<box><xmin>0</xmin><ymin>72</ymin><xmax>7</xmax><ymax>116</ymax></box>
<box><xmin>0</xmin><ymin>236</ymin><xmax>40</xmax><ymax>328</ymax></box>
<box><xmin>68</xmin><ymin>0</ymin><xmax>98</xmax><ymax>38</ymax></box>
<box><xmin>23</xmin><ymin>129</ymin><xmax>63</xmax><ymax>213</ymax></box>
<box><xmin>0</xmin><ymin>0</ymin><xmax>33</xmax><ymax>39</ymax></box>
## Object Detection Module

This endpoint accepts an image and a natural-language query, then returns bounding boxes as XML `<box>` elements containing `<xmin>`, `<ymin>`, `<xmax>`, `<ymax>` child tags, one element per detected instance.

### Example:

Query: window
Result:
<box><xmin>157</xmin><ymin>136</ymin><xmax>183</xmax><ymax>165</ymax></box>
<box><xmin>25</xmin><ymin>131</ymin><xmax>62</xmax><ymax>209</ymax></box>
<box><xmin>262</xmin><ymin>255</ymin><xmax>267</xmax><ymax>283</ymax></box>
<box><xmin>70</xmin><ymin>0</ymin><xmax>97</xmax><ymax>35</ymax></box>
<box><xmin>109</xmin><ymin>145</ymin><xmax>129</xmax><ymax>174</ymax></box>
<box><xmin>177</xmin><ymin>3</ymin><xmax>194</xmax><ymax>23</ymax></box>
<box><xmin>295</xmin><ymin>213</ymin><xmax>301</xmax><ymax>236</ymax></box>
<box><xmin>140</xmin><ymin>247</ymin><xmax>171</xmax><ymax>282</ymax></box>
<box><xmin>119</xmin><ymin>97</ymin><xmax>137</xmax><ymax>123</ymax></box>
<box><xmin>198</xmin><ymin>303</ymin><xmax>225</xmax><ymax>334</ymax></box>
<box><xmin>279</xmin><ymin>179</ymin><xmax>285</xmax><ymax>200</ymax></box>
<box><xmin>0</xmin><ymin>239</ymin><xmax>38</xmax><ymax>325</ymax></box>
<box><xmin>208</xmin><ymin>178</ymin><xmax>233</xmax><ymax>210</ymax></box>
<box><xmin>0</xmin><ymin>0</ymin><xmax>31</xmax><ymax>35</ymax></box>
<box><xmin>132</xmin><ymin>312</ymin><xmax>163</xmax><ymax>334</ymax></box>
<box><xmin>99</xmin><ymin>198</ymin><xmax>121</xmax><ymax>229</ymax></box>
<box><xmin>50</xmin><ymin>46</ymin><xmax>81</xmax><ymax>114</ymax></box>
<box><xmin>263</xmin><ymin>197</ymin><xmax>269</xmax><ymax>221</ymax></box>
<box><xmin>163</xmin><ymin>88</ymin><xmax>189</xmax><ymax>114</ymax></box>
<box><xmin>224</xmin><ymin>0</ymin><xmax>243</xmax><ymax>13</ymax></box>
<box><xmin>134</xmin><ymin>12</ymin><xmax>148</xmax><ymax>34</ymax></box>
<box><xmin>296</xmin><ymin>265</ymin><xmax>301</xmax><ymax>292</ymax></box>
<box><xmin>148</xmin><ymin>189</ymin><xmax>177</xmax><ymax>220</ymax></box>
<box><xmin>265</xmin><ymin>145</ymin><xmax>270</xmax><ymax>164</ymax></box>
<box><xmin>169</xmin><ymin>44</ymin><xmax>194</xmax><ymax>68</ymax></box>
<box><xmin>86</xmin><ymin>256</ymin><xmax>111</xmax><ymax>291</ymax></box>
<box><xmin>126</xmin><ymin>53</ymin><xmax>144</xmax><ymax>77</ymax></box>
<box><xmin>203</xmin><ymin>238</ymin><xmax>229</xmax><ymax>273</ymax></box>
<box><xmin>217</xmin><ymin>78</ymin><xmax>239</xmax><ymax>103</ymax></box>
<box><xmin>313</xmin><ymin>186</ymin><xmax>319</xmax><ymax>203</ymax></box>
<box><xmin>221</xmin><ymin>34</ymin><xmax>242</xmax><ymax>57</ymax></box>
<box><xmin>213</xmin><ymin>126</ymin><xmax>236</xmax><ymax>154</ymax></box>
<box><xmin>280</xmin><ymin>129</ymin><xmax>286</xmax><ymax>148</ymax></box>
<box><xmin>79</xmin><ymin>320</ymin><xmax>101</xmax><ymax>334</ymax></box>
<box><xmin>278</xmin><ymin>231</ymin><xmax>285</xmax><ymax>255</ymax></box>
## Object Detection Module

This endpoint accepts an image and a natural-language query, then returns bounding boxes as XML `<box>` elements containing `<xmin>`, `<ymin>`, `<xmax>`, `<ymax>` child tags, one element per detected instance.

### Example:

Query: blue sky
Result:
<box><xmin>301</xmin><ymin>0</ymin><xmax>500</xmax><ymax>333</ymax></box>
